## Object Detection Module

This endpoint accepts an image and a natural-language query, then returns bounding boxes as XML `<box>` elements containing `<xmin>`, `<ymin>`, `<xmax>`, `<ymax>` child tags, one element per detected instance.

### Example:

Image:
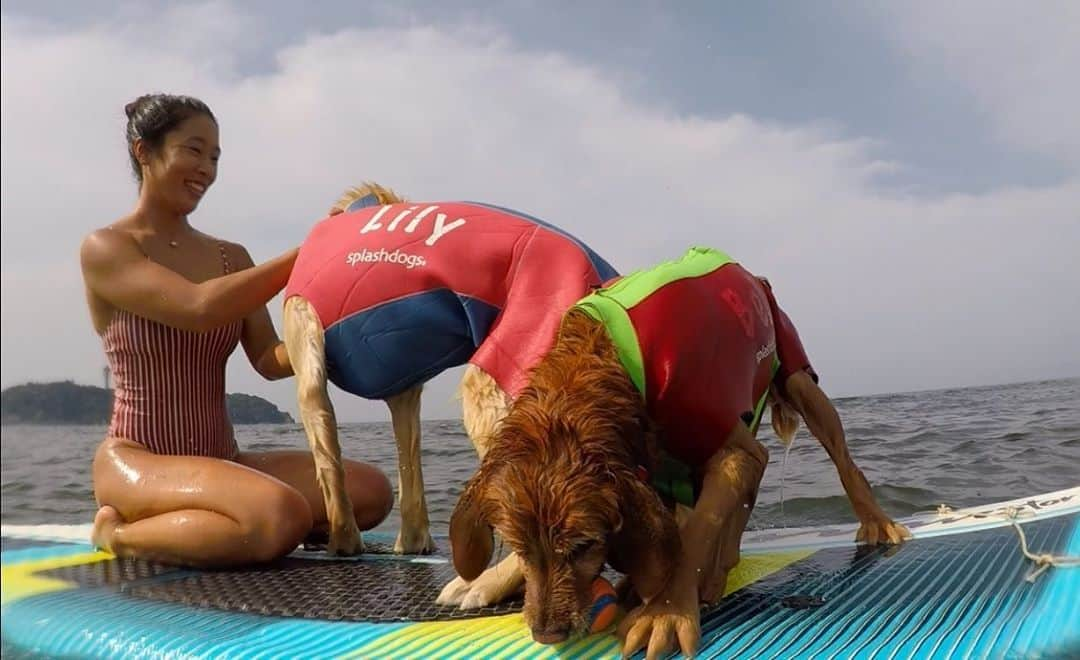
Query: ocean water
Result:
<box><xmin>2</xmin><ymin>378</ymin><xmax>1078</xmax><ymax>536</ymax></box>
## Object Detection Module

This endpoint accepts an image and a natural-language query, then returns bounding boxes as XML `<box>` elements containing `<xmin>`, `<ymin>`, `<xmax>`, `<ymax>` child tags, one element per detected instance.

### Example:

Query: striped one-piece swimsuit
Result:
<box><xmin>102</xmin><ymin>243</ymin><xmax>243</xmax><ymax>458</ymax></box>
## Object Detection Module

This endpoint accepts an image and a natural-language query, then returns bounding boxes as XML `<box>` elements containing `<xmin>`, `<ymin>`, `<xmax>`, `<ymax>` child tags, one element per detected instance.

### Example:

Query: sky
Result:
<box><xmin>1</xmin><ymin>1</ymin><xmax>1078</xmax><ymax>422</ymax></box>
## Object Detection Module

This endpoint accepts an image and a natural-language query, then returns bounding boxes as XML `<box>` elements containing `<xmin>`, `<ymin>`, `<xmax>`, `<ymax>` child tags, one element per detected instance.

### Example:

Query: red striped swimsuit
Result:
<box><xmin>103</xmin><ymin>244</ymin><xmax>243</xmax><ymax>458</ymax></box>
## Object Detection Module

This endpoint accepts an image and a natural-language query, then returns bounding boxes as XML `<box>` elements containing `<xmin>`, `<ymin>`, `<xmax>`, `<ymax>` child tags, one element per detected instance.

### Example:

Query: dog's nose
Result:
<box><xmin>531</xmin><ymin>628</ymin><xmax>569</xmax><ymax>645</ymax></box>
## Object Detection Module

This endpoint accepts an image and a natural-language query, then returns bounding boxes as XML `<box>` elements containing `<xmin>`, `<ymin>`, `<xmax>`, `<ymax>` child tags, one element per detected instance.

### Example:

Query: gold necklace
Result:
<box><xmin>159</xmin><ymin>224</ymin><xmax>189</xmax><ymax>248</ymax></box>
<box><xmin>165</xmin><ymin>230</ymin><xmax>186</xmax><ymax>248</ymax></box>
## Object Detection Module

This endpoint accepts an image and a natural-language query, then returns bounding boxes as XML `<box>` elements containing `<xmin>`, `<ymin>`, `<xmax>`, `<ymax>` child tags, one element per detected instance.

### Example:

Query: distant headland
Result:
<box><xmin>1</xmin><ymin>381</ymin><xmax>294</xmax><ymax>425</ymax></box>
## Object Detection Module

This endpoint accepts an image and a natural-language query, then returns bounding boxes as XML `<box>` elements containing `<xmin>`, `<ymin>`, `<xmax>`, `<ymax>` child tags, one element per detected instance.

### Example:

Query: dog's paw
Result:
<box><xmin>327</xmin><ymin>521</ymin><xmax>365</xmax><ymax>556</ymax></box>
<box><xmin>855</xmin><ymin>515</ymin><xmax>912</xmax><ymax>546</ymax></box>
<box><xmin>394</xmin><ymin>527</ymin><xmax>437</xmax><ymax>555</ymax></box>
<box><xmin>436</xmin><ymin>574</ymin><xmax>513</xmax><ymax>609</ymax></box>
<box><xmin>459</xmin><ymin>584</ymin><xmax>502</xmax><ymax>610</ymax></box>
<box><xmin>436</xmin><ymin>576</ymin><xmax>472</xmax><ymax>606</ymax></box>
<box><xmin>454</xmin><ymin>565</ymin><xmax>522</xmax><ymax>610</ymax></box>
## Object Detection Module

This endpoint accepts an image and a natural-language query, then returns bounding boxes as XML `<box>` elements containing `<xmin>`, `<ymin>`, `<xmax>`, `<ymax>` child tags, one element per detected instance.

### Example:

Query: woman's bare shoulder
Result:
<box><xmin>80</xmin><ymin>222</ymin><xmax>142</xmax><ymax>268</ymax></box>
<box><xmin>198</xmin><ymin>232</ymin><xmax>256</xmax><ymax>269</ymax></box>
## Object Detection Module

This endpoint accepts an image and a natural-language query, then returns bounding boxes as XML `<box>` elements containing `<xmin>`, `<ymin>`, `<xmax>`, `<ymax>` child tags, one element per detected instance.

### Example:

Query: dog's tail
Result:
<box><xmin>768</xmin><ymin>384</ymin><xmax>800</xmax><ymax>447</ymax></box>
<box><xmin>333</xmin><ymin>182</ymin><xmax>405</xmax><ymax>213</ymax></box>
<box><xmin>770</xmin><ymin>385</ymin><xmax>800</xmax><ymax>521</ymax></box>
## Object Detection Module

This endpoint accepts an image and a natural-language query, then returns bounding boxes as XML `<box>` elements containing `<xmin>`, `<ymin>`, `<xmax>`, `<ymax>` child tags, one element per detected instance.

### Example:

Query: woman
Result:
<box><xmin>80</xmin><ymin>94</ymin><xmax>393</xmax><ymax>567</ymax></box>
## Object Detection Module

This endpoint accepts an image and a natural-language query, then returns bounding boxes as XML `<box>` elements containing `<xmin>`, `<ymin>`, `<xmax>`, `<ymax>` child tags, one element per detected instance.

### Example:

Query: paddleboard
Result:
<box><xmin>3</xmin><ymin>486</ymin><xmax>1077</xmax><ymax>658</ymax></box>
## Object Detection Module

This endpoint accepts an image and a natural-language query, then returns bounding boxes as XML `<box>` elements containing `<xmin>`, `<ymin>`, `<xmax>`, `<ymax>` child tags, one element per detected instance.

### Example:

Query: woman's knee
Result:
<box><xmin>346</xmin><ymin>461</ymin><xmax>394</xmax><ymax>530</ymax></box>
<box><xmin>93</xmin><ymin>437</ymin><xmax>130</xmax><ymax>473</ymax></box>
<box><xmin>245</xmin><ymin>484</ymin><xmax>313</xmax><ymax>561</ymax></box>
<box><xmin>91</xmin><ymin>437</ymin><xmax>142</xmax><ymax>507</ymax></box>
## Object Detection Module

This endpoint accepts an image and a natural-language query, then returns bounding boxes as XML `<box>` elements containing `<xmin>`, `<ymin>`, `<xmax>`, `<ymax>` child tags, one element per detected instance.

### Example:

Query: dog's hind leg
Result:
<box><xmin>283</xmin><ymin>296</ymin><xmax>362</xmax><ymax>555</ymax></box>
<box><xmin>386</xmin><ymin>385</ymin><xmax>436</xmax><ymax>554</ymax></box>
<box><xmin>458</xmin><ymin>364</ymin><xmax>510</xmax><ymax>459</ymax></box>
<box><xmin>699</xmin><ymin>426</ymin><xmax>768</xmax><ymax>605</ymax></box>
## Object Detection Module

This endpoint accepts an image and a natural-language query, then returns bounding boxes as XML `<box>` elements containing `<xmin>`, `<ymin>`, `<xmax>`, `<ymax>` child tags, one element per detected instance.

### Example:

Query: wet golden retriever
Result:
<box><xmin>450</xmin><ymin>248</ymin><xmax>910</xmax><ymax>657</ymax></box>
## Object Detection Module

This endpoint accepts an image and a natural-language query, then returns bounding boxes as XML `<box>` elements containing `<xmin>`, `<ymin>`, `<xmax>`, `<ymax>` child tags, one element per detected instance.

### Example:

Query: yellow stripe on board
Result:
<box><xmin>344</xmin><ymin>549</ymin><xmax>813</xmax><ymax>659</ymax></box>
<box><xmin>724</xmin><ymin>549</ymin><xmax>815</xmax><ymax>590</ymax></box>
<box><xmin>1</xmin><ymin>550</ymin><xmax>114</xmax><ymax>606</ymax></box>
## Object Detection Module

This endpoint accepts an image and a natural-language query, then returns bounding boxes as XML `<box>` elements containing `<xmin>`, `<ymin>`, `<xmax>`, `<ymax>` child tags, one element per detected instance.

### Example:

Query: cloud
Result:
<box><xmin>858</xmin><ymin>1</ymin><xmax>1080</xmax><ymax>167</ymax></box>
<box><xmin>2</xmin><ymin>3</ymin><xmax>1077</xmax><ymax>422</ymax></box>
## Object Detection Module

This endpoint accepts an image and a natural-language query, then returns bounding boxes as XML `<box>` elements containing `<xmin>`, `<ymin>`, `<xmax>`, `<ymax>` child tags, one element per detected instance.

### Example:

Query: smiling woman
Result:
<box><xmin>123</xmin><ymin>95</ymin><xmax>218</xmax><ymax>205</ymax></box>
<box><xmin>75</xmin><ymin>93</ymin><xmax>394</xmax><ymax>568</ymax></box>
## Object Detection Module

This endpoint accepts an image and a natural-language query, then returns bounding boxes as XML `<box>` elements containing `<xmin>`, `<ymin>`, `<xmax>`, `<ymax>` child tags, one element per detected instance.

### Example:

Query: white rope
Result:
<box><xmin>932</xmin><ymin>502</ymin><xmax>1079</xmax><ymax>583</ymax></box>
<box><xmin>1003</xmin><ymin>506</ymin><xmax>1080</xmax><ymax>583</ymax></box>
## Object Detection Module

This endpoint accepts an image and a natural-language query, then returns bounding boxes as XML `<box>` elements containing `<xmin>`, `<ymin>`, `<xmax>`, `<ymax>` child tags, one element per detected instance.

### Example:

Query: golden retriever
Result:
<box><xmin>449</xmin><ymin>247</ymin><xmax>910</xmax><ymax>657</ymax></box>
<box><xmin>282</xmin><ymin>183</ymin><xmax>618</xmax><ymax>608</ymax></box>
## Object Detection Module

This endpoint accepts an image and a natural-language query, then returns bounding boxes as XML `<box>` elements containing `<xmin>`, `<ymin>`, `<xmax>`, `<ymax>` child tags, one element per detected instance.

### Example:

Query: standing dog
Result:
<box><xmin>281</xmin><ymin>184</ymin><xmax>617</xmax><ymax>592</ymax></box>
<box><xmin>449</xmin><ymin>247</ymin><xmax>910</xmax><ymax>656</ymax></box>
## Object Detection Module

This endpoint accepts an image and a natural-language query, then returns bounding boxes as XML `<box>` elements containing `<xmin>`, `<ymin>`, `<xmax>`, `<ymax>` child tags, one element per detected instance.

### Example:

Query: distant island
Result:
<box><xmin>1</xmin><ymin>381</ymin><xmax>294</xmax><ymax>425</ymax></box>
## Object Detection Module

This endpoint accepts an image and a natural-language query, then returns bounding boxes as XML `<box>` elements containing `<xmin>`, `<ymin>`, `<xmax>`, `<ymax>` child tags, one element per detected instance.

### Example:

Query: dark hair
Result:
<box><xmin>124</xmin><ymin>94</ymin><xmax>217</xmax><ymax>184</ymax></box>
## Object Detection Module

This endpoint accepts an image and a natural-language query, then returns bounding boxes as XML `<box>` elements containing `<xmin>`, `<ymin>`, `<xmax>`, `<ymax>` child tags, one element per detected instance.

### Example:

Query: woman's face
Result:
<box><xmin>140</xmin><ymin>113</ymin><xmax>220</xmax><ymax>215</ymax></box>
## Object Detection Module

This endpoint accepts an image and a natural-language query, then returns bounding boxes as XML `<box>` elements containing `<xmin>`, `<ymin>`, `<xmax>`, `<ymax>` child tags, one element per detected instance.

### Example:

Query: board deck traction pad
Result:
<box><xmin>2</xmin><ymin>487</ymin><xmax>1078</xmax><ymax>659</ymax></box>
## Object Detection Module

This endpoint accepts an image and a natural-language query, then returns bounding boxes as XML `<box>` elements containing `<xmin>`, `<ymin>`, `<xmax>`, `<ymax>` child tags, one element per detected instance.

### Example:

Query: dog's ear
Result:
<box><xmin>449</xmin><ymin>471</ymin><xmax>494</xmax><ymax>580</ymax></box>
<box><xmin>607</xmin><ymin>474</ymin><xmax>681</xmax><ymax>602</ymax></box>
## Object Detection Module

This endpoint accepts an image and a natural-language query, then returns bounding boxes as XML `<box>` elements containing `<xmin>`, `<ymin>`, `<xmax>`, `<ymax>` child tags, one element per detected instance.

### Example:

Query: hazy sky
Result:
<box><xmin>2</xmin><ymin>1</ymin><xmax>1078</xmax><ymax>422</ymax></box>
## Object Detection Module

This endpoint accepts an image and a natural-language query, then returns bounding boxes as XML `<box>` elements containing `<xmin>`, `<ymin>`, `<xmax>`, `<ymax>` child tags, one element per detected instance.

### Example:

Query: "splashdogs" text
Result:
<box><xmin>346</xmin><ymin>248</ymin><xmax>427</xmax><ymax>269</ymax></box>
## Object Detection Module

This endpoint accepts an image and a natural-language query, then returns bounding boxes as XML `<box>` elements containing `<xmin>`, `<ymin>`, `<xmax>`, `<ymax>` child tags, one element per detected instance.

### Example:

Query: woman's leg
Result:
<box><xmin>91</xmin><ymin>437</ymin><xmax>314</xmax><ymax>567</ymax></box>
<box><xmin>235</xmin><ymin>450</ymin><xmax>393</xmax><ymax>532</ymax></box>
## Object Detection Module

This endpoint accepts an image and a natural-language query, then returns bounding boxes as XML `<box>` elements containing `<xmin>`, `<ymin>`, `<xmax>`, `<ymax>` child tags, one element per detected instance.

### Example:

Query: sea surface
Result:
<box><xmin>2</xmin><ymin>378</ymin><xmax>1078</xmax><ymax>536</ymax></box>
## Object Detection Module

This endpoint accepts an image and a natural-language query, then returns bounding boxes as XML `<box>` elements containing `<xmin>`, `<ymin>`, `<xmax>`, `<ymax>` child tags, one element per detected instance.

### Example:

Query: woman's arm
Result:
<box><xmin>229</xmin><ymin>244</ymin><xmax>293</xmax><ymax>380</ymax></box>
<box><xmin>80</xmin><ymin>228</ymin><xmax>298</xmax><ymax>333</ymax></box>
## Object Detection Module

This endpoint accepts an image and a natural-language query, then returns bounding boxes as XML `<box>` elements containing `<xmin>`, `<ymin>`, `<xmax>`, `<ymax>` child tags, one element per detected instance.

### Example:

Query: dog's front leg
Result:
<box><xmin>284</xmin><ymin>297</ymin><xmax>362</xmax><ymax>555</ymax></box>
<box><xmin>784</xmin><ymin>371</ymin><xmax>911</xmax><ymax>545</ymax></box>
<box><xmin>386</xmin><ymin>386</ymin><xmax>436</xmax><ymax>554</ymax></box>
<box><xmin>620</xmin><ymin>429</ymin><xmax>767</xmax><ymax>660</ymax></box>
